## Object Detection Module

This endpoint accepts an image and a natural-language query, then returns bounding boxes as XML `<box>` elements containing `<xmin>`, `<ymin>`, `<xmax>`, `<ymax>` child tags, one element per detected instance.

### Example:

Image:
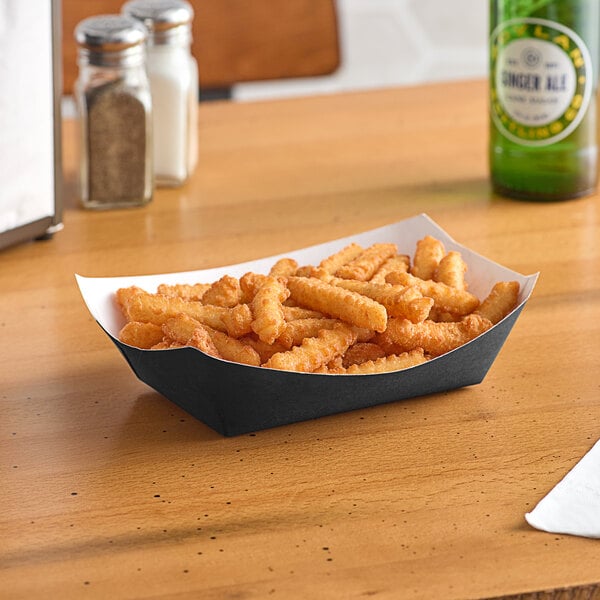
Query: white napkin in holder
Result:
<box><xmin>0</xmin><ymin>0</ymin><xmax>62</xmax><ymax>251</ymax></box>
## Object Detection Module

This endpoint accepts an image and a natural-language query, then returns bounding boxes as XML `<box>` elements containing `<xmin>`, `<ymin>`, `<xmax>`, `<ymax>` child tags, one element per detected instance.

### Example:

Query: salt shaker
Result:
<box><xmin>122</xmin><ymin>0</ymin><xmax>199</xmax><ymax>187</ymax></box>
<box><xmin>74</xmin><ymin>15</ymin><xmax>154</xmax><ymax>209</ymax></box>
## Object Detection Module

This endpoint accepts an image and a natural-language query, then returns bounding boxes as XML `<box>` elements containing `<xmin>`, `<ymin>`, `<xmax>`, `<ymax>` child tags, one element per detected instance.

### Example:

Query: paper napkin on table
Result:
<box><xmin>525</xmin><ymin>439</ymin><xmax>600</xmax><ymax>538</ymax></box>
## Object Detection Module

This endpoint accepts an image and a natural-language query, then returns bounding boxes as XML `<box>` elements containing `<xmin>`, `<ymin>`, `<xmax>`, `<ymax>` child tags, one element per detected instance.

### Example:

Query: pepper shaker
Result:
<box><xmin>122</xmin><ymin>0</ymin><xmax>199</xmax><ymax>187</ymax></box>
<box><xmin>74</xmin><ymin>15</ymin><xmax>154</xmax><ymax>209</ymax></box>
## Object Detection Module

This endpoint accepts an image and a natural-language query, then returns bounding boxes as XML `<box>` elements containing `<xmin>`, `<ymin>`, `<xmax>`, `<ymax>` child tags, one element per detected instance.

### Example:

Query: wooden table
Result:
<box><xmin>2</xmin><ymin>80</ymin><xmax>600</xmax><ymax>599</ymax></box>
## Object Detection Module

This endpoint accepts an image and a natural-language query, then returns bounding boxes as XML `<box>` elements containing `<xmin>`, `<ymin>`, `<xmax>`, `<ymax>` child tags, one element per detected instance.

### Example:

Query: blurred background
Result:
<box><xmin>233</xmin><ymin>0</ymin><xmax>487</xmax><ymax>101</ymax></box>
<box><xmin>61</xmin><ymin>0</ymin><xmax>488</xmax><ymax>111</ymax></box>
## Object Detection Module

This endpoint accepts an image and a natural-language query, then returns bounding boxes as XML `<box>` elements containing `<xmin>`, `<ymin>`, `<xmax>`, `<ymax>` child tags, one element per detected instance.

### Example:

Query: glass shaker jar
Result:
<box><xmin>122</xmin><ymin>0</ymin><xmax>199</xmax><ymax>187</ymax></box>
<box><xmin>74</xmin><ymin>15</ymin><xmax>153</xmax><ymax>209</ymax></box>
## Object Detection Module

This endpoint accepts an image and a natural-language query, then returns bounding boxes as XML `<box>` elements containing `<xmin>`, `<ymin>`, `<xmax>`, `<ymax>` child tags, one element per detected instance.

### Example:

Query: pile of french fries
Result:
<box><xmin>115</xmin><ymin>236</ymin><xmax>520</xmax><ymax>374</ymax></box>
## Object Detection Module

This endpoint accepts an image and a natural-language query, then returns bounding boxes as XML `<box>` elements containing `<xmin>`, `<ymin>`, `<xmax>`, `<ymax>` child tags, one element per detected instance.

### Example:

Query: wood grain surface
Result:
<box><xmin>2</xmin><ymin>80</ymin><xmax>600</xmax><ymax>599</ymax></box>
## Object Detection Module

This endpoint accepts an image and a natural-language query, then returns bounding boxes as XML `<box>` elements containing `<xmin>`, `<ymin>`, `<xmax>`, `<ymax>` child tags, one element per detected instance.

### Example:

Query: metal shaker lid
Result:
<box><xmin>75</xmin><ymin>14</ymin><xmax>147</xmax><ymax>53</ymax></box>
<box><xmin>122</xmin><ymin>0</ymin><xmax>194</xmax><ymax>33</ymax></box>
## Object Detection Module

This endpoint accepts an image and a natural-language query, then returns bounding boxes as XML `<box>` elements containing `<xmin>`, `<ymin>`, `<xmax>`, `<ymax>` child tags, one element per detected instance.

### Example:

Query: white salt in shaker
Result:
<box><xmin>122</xmin><ymin>0</ymin><xmax>198</xmax><ymax>187</ymax></box>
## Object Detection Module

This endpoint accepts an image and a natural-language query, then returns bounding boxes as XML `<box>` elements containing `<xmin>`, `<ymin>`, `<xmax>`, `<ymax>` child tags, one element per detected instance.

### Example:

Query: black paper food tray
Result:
<box><xmin>77</xmin><ymin>214</ymin><xmax>538</xmax><ymax>436</ymax></box>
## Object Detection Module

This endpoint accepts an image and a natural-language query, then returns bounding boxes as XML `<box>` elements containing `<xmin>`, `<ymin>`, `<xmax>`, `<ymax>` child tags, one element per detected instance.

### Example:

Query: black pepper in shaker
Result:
<box><xmin>74</xmin><ymin>15</ymin><xmax>153</xmax><ymax>209</ymax></box>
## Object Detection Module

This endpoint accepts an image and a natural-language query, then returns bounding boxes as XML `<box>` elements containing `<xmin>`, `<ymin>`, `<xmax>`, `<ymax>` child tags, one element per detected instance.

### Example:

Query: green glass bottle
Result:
<box><xmin>489</xmin><ymin>0</ymin><xmax>599</xmax><ymax>200</ymax></box>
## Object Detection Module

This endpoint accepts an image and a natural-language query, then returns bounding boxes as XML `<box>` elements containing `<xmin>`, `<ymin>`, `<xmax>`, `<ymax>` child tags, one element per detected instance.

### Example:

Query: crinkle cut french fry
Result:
<box><xmin>151</xmin><ymin>340</ymin><xmax>185</xmax><ymax>349</ymax></box>
<box><xmin>335</xmin><ymin>243</ymin><xmax>398</xmax><ymax>282</ymax></box>
<box><xmin>162</xmin><ymin>313</ymin><xmax>202</xmax><ymax>344</ymax></box>
<box><xmin>119</xmin><ymin>321</ymin><xmax>164</xmax><ymax>349</ymax></box>
<box><xmin>189</xmin><ymin>328</ymin><xmax>223</xmax><ymax>358</ymax></box>
<box><xmin>370</xmin><ymin>254</ymin><xmax>410</xmax><ymax>283</ymax></box>
<box><xmin>294</xmin><ymin>265</ymin><xmax>316</xmax><ymax>278</ymax></box>
<box><xmin>156</xmin><ymin>283</ymin><xmax>210</xmax><ymax>301</ymax></box>
<box><xmin>264</xmin><ymin>323</ymin><xmax>357</xmax><ymax>372</ymax></box>
<box><xmin>161</xmin><ymin>314</ymin><xmax>221</xmax><ymax>358</ymax></box>
<box><xmin>269</xmin><ymin>257</ymin><xmax>298</xmax><ymax>277</ymax></box>
<box><xmin>342</xmin><ymin>342</ymin><xmax>387</xmax><ymax>368</ymax></box>
<box><xmin>220</xmin><ymin>303</ymin><xmax>253</xmax><ymax>338</ymax></box>
<box><xmin>239</xmin><ymin>272</ymin><xmax>268</xmax><ymax>303</ymax></box>
<box><xmin>384</xmin><ymin>314</ymin><xmax>492</xmax><ymax>357</ymax></box>
<box><xmin>282</xmin><ymin>306</ymin><xmax>325</xmax><ymax>321</ymax></box>
<box><xmin>331</xmin><ymin>278</ymin><xmax>433</xmax><ymax>323</ymax></box>
<box><xmin>386</xmin><ymin>271</ymin><xmax>480</xmax><ymax>316</ymax></box>
<box><xmin>345</xmin><ymin>348</ymin><xmax>428</xmax><ymax>374</ymax></box>
<box><xmin>124</xmin><ymin>290</ymin><xmax>230</xmax><ymax>331</ymax></box>
<box><xmin>411</xmin><ymin>235</ymin><xmax>446</xmax><ymax>280</ymax></box>
<box><xmin>308</xmin><ymin>267</ymin><xmax>334</xmax><ymax>282</ymax></box>
<box><xmin>276</xmin><ymin>318</ymin><xmax>341</xmax><ymax>349</ymax></box>
<box><xmin>434</xmin><ymin>251</ymin><xmax>468</xmax><ymax>291</ymax></box>
<box><xmin>239</xmin><ymin>336</ymin><xmax>288</xmax><ymax>363</ymax></box>
<box><xmin>313</xmin><ymin>356</ymin><xmax>346</xmax><ymax>374</ymax></box>
<box><xmin>201</xmin><ymin>275</ymin><xmax>243</xmax><ymax>308</ymax></box>
<box><xmin>203</xmin><ymin>325</ymin><xmax>261</xmax><ymax>366</ymax></box>
<box><xmin>318</xmin><ymin>242</ymin><xmax>364</xmax><ymax>275</ymax></box>
<box><xmin>428</xmin><ymin>307</ymin><xmax>461</xmax><ymax>323</ymax></box>
<box><xmin>251</xmin><ymin>276</ymin><xmax>290</xmax><ymax>344</ymax></box>
<box><xmin>115</xmin><ymin>285</ymin><xmax>145</xmax><ymax>315</ymax></box>
<box><xmin>474</xmin><ymin>281</ymin><xmax>520</xmax><ymax>325</ymax></box>
<box><xmin>373</xmin><ymin>329</ymin><xmax>408</xmax><ymax>356</ymax></box>
<box><xmin>287</xmin><ymin>276</ymin><xmax>387</xmax><ymax>332</ymax></box>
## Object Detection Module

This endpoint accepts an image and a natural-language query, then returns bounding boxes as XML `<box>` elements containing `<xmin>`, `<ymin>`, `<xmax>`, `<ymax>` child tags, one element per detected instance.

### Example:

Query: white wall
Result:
<box><xmin>233</xmin><ymin>0</ymin><xmax>489</xmax><ymax>101</ymax></box>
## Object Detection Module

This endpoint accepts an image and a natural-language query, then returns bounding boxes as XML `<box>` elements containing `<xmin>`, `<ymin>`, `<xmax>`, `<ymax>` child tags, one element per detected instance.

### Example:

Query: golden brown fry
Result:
<box><xmin>282</xmin><ymin>306</ymin><xmax>325</xmax><ymax>321</ymax></box>
<box><xmin>201</xmin><ymin>275</ymin><xmax>243</xmax><ymax>308</ymax></box>
<box><xmin>331</xmin><ymin>278</ymin><xmax>433</xmax><ymax>323</ymax></box>
<box><xmin>309</xmin><ymin>267</ymin><xmax>334</xmax><ymax>282</ymax></box>
<box><xmin>294</xmin><ymin>265</ymin><xmax>316</xmax><ymax>278</ymax></box>
<box><xmin>370</xmin><ymin>254</ymin><xmax>410</xmax><ymax>283</ymax></box>
<box><xmin>263</xmin><ymin>323</ymin><xmax>357</xmax><ymax>372</ymax></box>
<box><xmin>318</xmin><ymin>242</ymin><xmax>364</xmax><ymax>275</ymax></box>
<box><xmin>313</xmin><ymin>356</ymin><xmax>346</xmax><ymax>374</ymax></box>
<box><xmin>239</xmin><ymin>272</ymin><xmax>268</xmax><ymax>303</ymax></box>
<box><xmin>162</xmin><ymin>313</ymin><xmax>202</xmax><ymax>344</ymax></box>
<box><xmin>151</xmin><ymin>340</ymin><xmax>185</xmax><ymax>349</ymax></box>
<box><xmin>411</xmin><ymin>235</ymin><xmax>446</xmax><ymax>280</ymax></box>
<box><xmin>269</xmin><ymin>257</ymin><xmax>298</xmax><ymax>277</ymax></box>
<box><xmin>286</xmin><ymin>276</ymin><xmax>388</xmax><ymax>332</ymax></box>
<box><xmin>203</xmin><ymin>326</ymin><xmax>261</xmax><ymax>366</ymax></box>
<box><xmin>352</xmin><ymin>326</ymin><xmax>377</xmax><ymax>342</ymax></box>
<box><xmin>372</xmin><ymin>329</ymin><xmax>409</xmax><ymax>356</ymax></box>
<box><xmin>474</xmin><ymin>281</ymin><xmax>520</xmax><ymax>325</ymax></box>
<box><xmin>123</xmin><ymin>290</ymin><xmax>229</xmax><ymax>331</ymax></box>
<box><xmin>335</xmin><ymin>243</ymin><xmax>398</xmax><ymax>281</ymax></box>
<box><xmin>239</xmin><ymin>335</ymin><xmax>288</xmax><ymax>363</ymax></box>
<box><xmin>277</xmin><ymin>318</ymin><xmax>341</xmax><ymax>349</ymax></box>
<box><xmin>386</xmin><ymin>271</ymin><xmax>479</xmax><ymax>316</ymax></box>
<box><xmin>434</xmin><ymin>251</ymin><xmax>468</xmax><ymax>291</ymax></box>
<box><xmin>384</xmin><ymin>314</ymin><xmax>492</xmax><ymax>357</ymax></box>
<box><xmin>219</xmin><ymin>303</ymin><xmax>254</xmax><ymax>338</ymax></box>
<box><xmin>188</xmin><ymin>328</ymin><xmax>223</xmax><ymax>358</ymax></box>
<box><xmin>428</xmin><ymin>308</ymin><xmax>461</xmax><ymax>323</ymax></box>
<box><xmin>161</xmin><ymin>314</ymin><xmax>221</xmax><ymax>358</ymax></box>
<box><xmin>156</xmin><ymin>282</ymin><xmax>210</xmax><ymax>301</ymax></box>
<box><xmin>345</xmin><ymin>348</ymin><xmax>428</xmax><ymax>374</ymax></box>
<box><xmin>119</xmin><ymin>321</ymin><xmax>164</xmax><ymax>349</ymax></box>
<box><xmin>342</xmin><ymin>342</ymin><xmax>387</xmax><ymax>368</ymax></box>
<box><xmin>251</xmin><ymin>276</ymin><xmax>290</xmax><ymax>344</ymax></box>
<box><xmin>115</xmin><ymin>285</ymin><xmax>144</xmax><ymax>314</ymax></box>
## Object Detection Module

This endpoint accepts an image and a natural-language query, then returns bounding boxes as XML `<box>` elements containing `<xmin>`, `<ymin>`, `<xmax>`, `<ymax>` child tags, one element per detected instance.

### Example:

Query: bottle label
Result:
<box><xmin>490</xmin><ymin>18</ymin><xmax>593</xmax><ymax>146</ymax></box>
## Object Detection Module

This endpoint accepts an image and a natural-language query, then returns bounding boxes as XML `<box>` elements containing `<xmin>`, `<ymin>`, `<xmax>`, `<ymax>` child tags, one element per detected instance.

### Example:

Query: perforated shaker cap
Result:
<box><xmin>122</xmin><ymin>0</ymin><xmax>193</xmax><ymax>45</ymax></box>
<box><xmin>75</xmin><ymin>14</ymin><xmax>148</xmax><ymax>66</ymax></box>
